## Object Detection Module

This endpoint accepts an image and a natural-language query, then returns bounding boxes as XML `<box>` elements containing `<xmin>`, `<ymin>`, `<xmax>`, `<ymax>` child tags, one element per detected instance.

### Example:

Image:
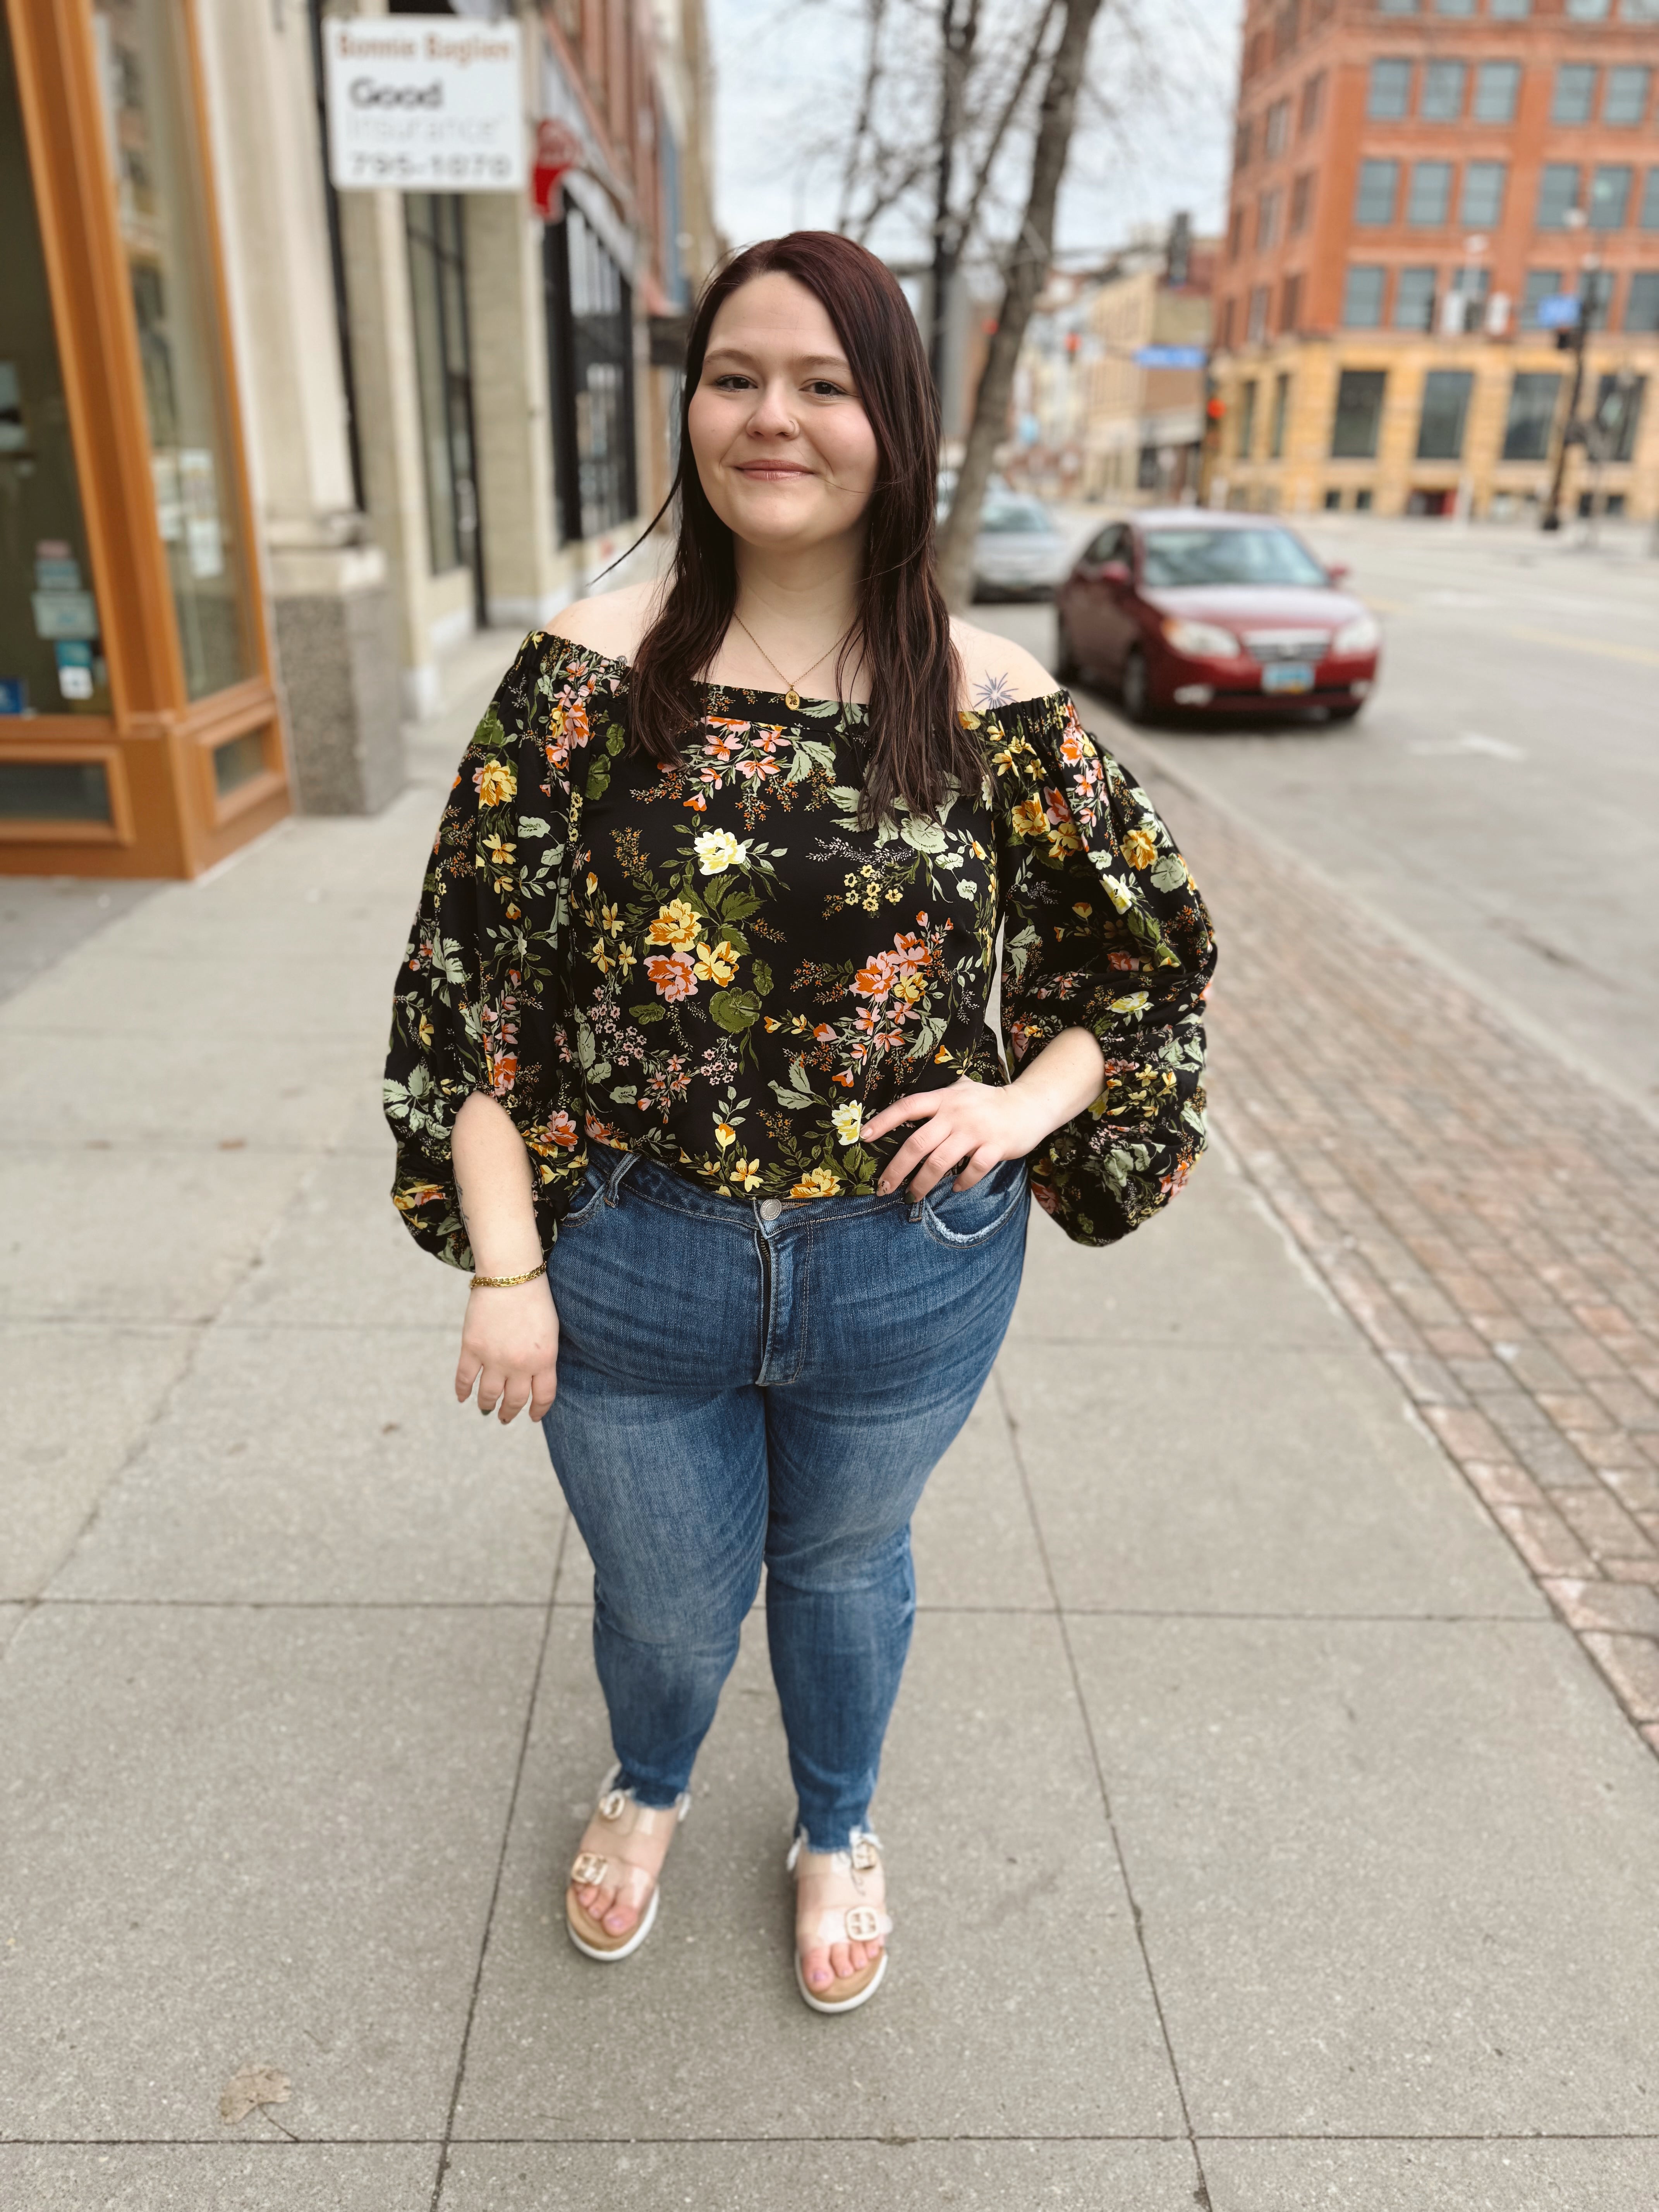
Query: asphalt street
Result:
<box><xmin>984</xmin><ymin>515</ymin><xmax>1659</xmax><ymax>1119</ymax></box>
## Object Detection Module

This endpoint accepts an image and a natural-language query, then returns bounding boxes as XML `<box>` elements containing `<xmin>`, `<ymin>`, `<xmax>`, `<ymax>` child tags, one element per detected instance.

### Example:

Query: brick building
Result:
<box><xmin>1208</xmin><ymin>0</ymin><xmax>1659</xmax><ymax>521</ymax></box>
<box><xmin>0</xmin><ymin>0</ymin><xmax>716</xmax><ymax>879</ymax></box>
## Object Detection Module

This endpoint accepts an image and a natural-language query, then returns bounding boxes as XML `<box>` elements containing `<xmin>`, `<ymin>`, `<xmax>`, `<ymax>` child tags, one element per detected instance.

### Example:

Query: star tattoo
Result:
<box><xmin>972</xmin><ymin>671</ymin><xmax>1015</xmax><ymax>709</ymax></box>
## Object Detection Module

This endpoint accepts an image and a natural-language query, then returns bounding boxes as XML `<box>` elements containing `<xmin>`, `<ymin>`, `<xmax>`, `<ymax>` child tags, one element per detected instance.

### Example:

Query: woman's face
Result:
<box><xmin>687</xmin><ymin>272</ymin><xmax>879</xmax><ymax>556</ymax></box>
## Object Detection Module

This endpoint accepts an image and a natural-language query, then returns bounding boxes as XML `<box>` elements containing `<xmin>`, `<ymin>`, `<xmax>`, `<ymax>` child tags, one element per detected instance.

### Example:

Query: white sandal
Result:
<box><xmin>787</xmin><ymin>1827</ymin><xmax>892</xmax><ymax>2014</ymax></box>
<box><xmin>565</xmin><ymin>1765</ymin><xmax>689</xmax><ymax>1962</ymax></box>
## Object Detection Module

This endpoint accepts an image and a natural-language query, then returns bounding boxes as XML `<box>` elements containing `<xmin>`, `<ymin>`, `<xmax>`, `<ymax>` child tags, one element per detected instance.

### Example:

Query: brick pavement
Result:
<box><xmin>1136</xmin><ymin>753</ymin><xmax>1659</xmax><ymax>1755</ymax></box>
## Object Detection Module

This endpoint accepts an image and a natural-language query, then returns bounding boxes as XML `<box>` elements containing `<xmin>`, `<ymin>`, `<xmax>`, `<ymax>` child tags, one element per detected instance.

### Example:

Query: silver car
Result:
<box><xmin>970</xmin><ymin>497</ymin><xmax>1069</xmax><ymax>602</ymax></box>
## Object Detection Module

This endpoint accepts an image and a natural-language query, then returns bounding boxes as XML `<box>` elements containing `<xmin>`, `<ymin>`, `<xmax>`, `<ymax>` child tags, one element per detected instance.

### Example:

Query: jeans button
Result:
<box><xmin>759</xmin><ymin>1198</ymin><xmax>783</xmax><ymax>1222</ymax></box>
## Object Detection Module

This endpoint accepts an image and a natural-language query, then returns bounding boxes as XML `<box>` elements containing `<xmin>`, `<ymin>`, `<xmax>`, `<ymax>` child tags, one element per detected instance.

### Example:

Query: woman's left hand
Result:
<box><xmin>861</xmin><ymin>1029</ymin><xmax>1109</xmax><ymax>1200</ymax></box>
<box><xmin>861</xmin><ymin>1078</ymin><xmax>1051</xmax><ymax>1200</ymax></box>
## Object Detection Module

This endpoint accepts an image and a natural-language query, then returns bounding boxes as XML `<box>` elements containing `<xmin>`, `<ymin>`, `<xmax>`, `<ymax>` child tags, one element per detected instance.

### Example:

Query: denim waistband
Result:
<box><xmin>584</xmin><ymin>1140</ymin><xmax>942</xmax><ymax>1236</ymax></box>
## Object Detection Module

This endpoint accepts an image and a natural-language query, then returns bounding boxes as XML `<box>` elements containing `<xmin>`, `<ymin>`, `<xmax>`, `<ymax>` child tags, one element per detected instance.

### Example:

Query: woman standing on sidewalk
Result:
<box><xmin>385</xmin><ymin>232</ymin><xmax>1214</xmax><ymax>2014</ymax></box>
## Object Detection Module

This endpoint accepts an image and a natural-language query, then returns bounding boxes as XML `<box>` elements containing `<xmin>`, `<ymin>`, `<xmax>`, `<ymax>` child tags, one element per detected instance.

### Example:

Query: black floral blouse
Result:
<box><xmin>384</xmin><ymin>632</ymin><xmax>1216</xmax><ymax>1266</ymax></box>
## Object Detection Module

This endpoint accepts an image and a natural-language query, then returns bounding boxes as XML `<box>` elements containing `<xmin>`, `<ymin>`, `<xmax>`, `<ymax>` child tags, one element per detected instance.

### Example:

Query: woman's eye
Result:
<box><xmin>807</xmin><ymin>380</ymin><xmax>849</xmax><ymax>398</ymax></box>
<box><xmin>710</xmin><ymin>374</ymin><xmax>755</xmax><ymax>391</ymax></box>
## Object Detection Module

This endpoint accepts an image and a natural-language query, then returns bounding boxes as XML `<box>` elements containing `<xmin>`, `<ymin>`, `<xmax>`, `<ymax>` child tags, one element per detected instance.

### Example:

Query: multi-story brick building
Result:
<box><xmin>0</xmin><ymin>0</ymin><xmax>716</xmax><ymax>879</ymax></box>
<box><xmin>1208</xmin><ymin>0</ymin><xmax>1659</xmax><ymax>521</ymax></box>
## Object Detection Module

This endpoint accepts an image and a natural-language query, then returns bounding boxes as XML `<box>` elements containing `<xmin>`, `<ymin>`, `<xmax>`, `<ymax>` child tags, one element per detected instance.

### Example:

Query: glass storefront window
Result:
<box><xmin>92</xmin><ymin>0</ymin><xmax>256</xmax><ymax>702</ymax></box>
<box><xmin>405</xmin><ymin>195</ymin><xmax>484</xmax><ymax>601</ymax></box>
<box><xmin>0</xmin><ymin>16</ymin><xmax>108</xmax><ymax>723</ymax></box>
<box><xmin>545</xmin><ymin>205</ymin><xmax>638</xmax><ymax>544</ymax></box>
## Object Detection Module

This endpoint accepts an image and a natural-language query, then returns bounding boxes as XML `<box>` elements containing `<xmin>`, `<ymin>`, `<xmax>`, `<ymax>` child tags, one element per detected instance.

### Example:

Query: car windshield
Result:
<box><xmin>979</xmin><ymin>501</ymin><xmax>1053</xmax><ymax>536</ymax></box>
<box><xmin>1141</xmin><ymin>527</ymin><xmax>1328</xmax><ymax>589</ymax></box>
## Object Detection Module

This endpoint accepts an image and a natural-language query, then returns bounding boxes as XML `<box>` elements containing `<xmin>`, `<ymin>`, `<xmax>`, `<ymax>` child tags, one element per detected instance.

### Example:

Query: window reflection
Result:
<box><xmin>92</xmin><ymin>0</ymin><xmax>255</xmax><ymax>701</ymax></box>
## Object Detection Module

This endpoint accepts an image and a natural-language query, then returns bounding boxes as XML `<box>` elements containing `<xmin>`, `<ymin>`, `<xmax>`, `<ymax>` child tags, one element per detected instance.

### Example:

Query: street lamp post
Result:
<box><xmin>1542</xmin><ymin>209</ymin><xmax>1597</xmax><ymax>535</ymax></box>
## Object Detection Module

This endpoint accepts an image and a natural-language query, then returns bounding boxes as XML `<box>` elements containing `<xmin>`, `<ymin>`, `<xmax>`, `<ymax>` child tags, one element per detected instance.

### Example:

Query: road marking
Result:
<box><xmin>1502</xmin><ymin>624</ymin><xmax>1659</xmax><ymax>669</ymax></box>
<box><xmin>1365</xmin><ymin>597</ymin><xmax>1659</xmax><ymax>668</ymax></box>
<box><xmin>1405</xmin><ymin>732</ymin><xmax>1527</xmax><ymax>761</ymax></box>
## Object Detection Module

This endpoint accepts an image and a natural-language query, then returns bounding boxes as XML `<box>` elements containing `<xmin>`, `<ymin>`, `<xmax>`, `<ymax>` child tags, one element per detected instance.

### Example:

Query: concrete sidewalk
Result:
<box><xmin>4</xmin><ymin>643</ymin><xmax>1658</xmax><ymax>2211</ymax></box>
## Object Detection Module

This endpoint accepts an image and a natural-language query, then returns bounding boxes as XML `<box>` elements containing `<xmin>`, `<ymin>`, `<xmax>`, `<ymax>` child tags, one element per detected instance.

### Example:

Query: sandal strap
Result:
<box><xmin>791</xmin><ymin>1826</ymin><xmax>888</xmax><ymax>1952</ymax></box>
<box><xmin>569</xmin><ymin>1769</ymin><xmax>688</xmax><ymax>1905</ymax></box>
<box><xmin>807</xmin><ymin>1901</ymin><xmax>893</xmax><ymax>1946</ymax></box>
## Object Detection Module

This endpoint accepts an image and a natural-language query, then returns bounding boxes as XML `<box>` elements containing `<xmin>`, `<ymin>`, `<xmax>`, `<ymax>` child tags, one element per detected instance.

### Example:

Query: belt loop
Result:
<box><xmin>905</xmin><ymin>1196</ymin><xmax>924</xmax><ymax>1224</ymax></box>
<box><xmin>603</xmin><ymin>1147</ymin><xmax>639</xmax><ymax>1205</ymax></box>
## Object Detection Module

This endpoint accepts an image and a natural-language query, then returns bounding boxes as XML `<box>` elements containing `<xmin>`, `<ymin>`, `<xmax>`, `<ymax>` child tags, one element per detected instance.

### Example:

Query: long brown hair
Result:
<box><xmin>627</xmin><ymin>232</ymin><xmax>979</xmax><ymax>824</ymax></box>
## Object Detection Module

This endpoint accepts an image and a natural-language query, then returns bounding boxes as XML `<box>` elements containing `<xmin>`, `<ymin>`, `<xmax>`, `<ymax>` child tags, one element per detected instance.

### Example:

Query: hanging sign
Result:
<box><xmin>324</xmin><ymin>18</ymin><xmax>525</xmax><ymax>192</ymax></box>
<box><xmin>1135</xmin><ymin>345</ymin><xmax>1208</xmax><ymax>369</ymax></box>
<box><xmin>531</xmin><ymin>117</ymin><xmax>584</xmax><ymax>223</ymax></box>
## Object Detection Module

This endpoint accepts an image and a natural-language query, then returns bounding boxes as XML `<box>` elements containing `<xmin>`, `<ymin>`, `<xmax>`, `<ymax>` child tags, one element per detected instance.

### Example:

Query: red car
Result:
<box><xmin>1055</xmin><ymin>510</ymin><xmax>1381</xmax><ymax>724</ymax></box>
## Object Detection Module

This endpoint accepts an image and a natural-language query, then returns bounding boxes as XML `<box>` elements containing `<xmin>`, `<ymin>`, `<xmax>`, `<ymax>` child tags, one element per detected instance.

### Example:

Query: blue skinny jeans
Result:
<box><xmin>540</xmin><ymin>1140</ymin><xmax>1030</xmax><ymax>1851</ymax></box>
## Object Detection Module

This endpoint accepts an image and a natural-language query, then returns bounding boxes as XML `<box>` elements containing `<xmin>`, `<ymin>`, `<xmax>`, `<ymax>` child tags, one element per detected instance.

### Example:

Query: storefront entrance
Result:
<box><xmin>543</xmin><ymin>202</ymin><xmax>638</xmax><ymax>547</ymax></box>
<box><xmin>0</xmin><ymin>0</ymin><xmax>285</xmax><ymax>877</ymax></box>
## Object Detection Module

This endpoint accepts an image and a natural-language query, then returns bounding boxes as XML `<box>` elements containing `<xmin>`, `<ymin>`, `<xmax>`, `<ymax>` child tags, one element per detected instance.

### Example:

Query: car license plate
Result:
<box><xmin>1262</xmin><ymin>661</ymin><xmax>1314</xmax><ymax>693</ymax></box>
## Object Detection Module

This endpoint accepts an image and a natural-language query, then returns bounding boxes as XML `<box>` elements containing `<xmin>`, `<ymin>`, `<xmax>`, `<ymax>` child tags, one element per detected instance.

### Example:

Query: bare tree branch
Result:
<box><xmin>936</xmin><ymin>0</ymin><xmax>1110</xmax><ymax>608</ymax></box>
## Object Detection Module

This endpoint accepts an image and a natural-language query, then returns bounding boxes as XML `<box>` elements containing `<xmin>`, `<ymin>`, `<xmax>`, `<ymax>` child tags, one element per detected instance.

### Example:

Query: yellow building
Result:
<box><xmin>1079</xmin><ymin>240</ymin><xmax>1219</xmax><ymax>503</ymax></box>
<box><xmin>1208</xmin><ymin>329</ymin><xmax>1659</xmax><ymax>520</ymax></box>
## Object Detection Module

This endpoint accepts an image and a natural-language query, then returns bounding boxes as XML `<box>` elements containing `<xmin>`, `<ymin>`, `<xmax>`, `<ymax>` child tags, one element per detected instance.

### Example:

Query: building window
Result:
<box><xmin>1604</xmin><ymin>65</ymin><xmax>1650</xmax><ymax>124</ymax></box>
<box><xmin>1588</xmin><ymin>165</ymin><xmax>1632</xmax><ymax>228</ymax></box>
<box><xmin>1592</xmin><ymin>373</ymin><xmax>1645</xmax><ymax>459</ymax></box>
<box><xmin>1300</xmin><ymin>71</ymin><xmax>1325</xmax><ymax>132</ymax></box>
<box><xmin>1422</xmin><ymin>61</ymin><xmax>1467</xmax><ymax>119</ymax></box>
<box><xmin>1228</xmin><ymin>206</ymin><xmax>1245</xmax><ymax>260</ymax></box>
<box><xmin>1536</xmin><ymin>166</ymin><xmax>1581</xmax><ymax>229</ymax></box>
<box><xmin>1368</xmin><ymin>60</ymin><xmax>1412</xmax><ymax>119</ymax></box>
<box><xmin>1238</xmin><ymin>380</ymin><xmax>1259</xmax><ymax>456</ymax></box>
<box><xmin>1473</xmin><ymin>62</ymin><xmax>1521</xmax><ymax>122</ymax></box>
<box><xmin>1501</xmin><ymin>372</ymin><xmax>1561</xmax><ymax>460</ymax></box>
<box><xmin>543</xmin><ymin>203</ymin><xmax>638</xmax><ymax>544</ymax></box>
<box><xmin>1521</xmin><ymin>269</ymin><xmax>1564</xmax><ymax>325</ymax></box>
<box><xmin>1435</xmin><ymin>0</ymin><xmax>1475</xmax><ymax>14</ymax></box>
<box><xmin>1444</xmin><ymin>264</ymin><xmax>1490</xmax><ymax>331</ymax></box>
<box><xmin>1395</xmin><ymin>267</ymin><xmax>1439</xmax><ymax>328</ymax></box>
<box><xmin>1490</xmin><ymin>0</ymin><xmax>1528</xmax><ymax>14</ymax></box>
<box><xmin>1323</xmin><ymin>487</ymin><xmax>1343</xmax><ymax>509</ymax></box>
<box><xmin>1342</xmin><ymin>265</ymin><xmax>1387</xmax><ymax>326</ymax></box>
<box><xmin>1460</xmin><ymin>162</ymin><xmax>1506</xmax><ymax>227</ymax></box>
<box><xmin>1565</xmin><ymin>0</ymin><xmax>1609</xmax><ymax>15</ymax></box>
<box><xmin>1355</xmin><ymin>160</ymin><xmax>1399</xmax><ymax>226</ymax></box>
<box><xmin>1408</xmin><ymin>162</ymin><xmax>1454</xmax><ymax>226</ymax></box>
<box><xmin>1247</xmin><ymin>284</ymin><xmax>1271</xmax><ymax>343</ymax></box>
<box><xmin>1236</xmin><ymin>118</ymin><xmax>1254</xmax><ymax>171</ymax></box>
<box><xmin>1219</xmin><ymin>297</ymin><xmax>1236</xmax><ymax>348</ymax></box>
<box><xmin>1417</xmin><ymin>368</ymin><xmax>1474</xmax><ymax>458</ymax></box>
<box><xmin>405</xmin><ymin>196</ymin><xmax>483</xmax><ymax>597</ymax></box>
<box><xmin>1291</xmin><ymin>173</ymin><xmax>1314</xmax><ymax>234</ymax></box>
<box><xmin>1257</xmin><ymin>191</ymin><xmax>1281</xmax><ymax>250</ymax></box>
<box><xmin>1331</xmin><ymin>370</ymin><xmax>1387</xmax><ymax>459</ymax></box>
<box><xmin>1551</xmin><ymin>66</ymin><xmax>1596</xmax><ymax>125</ymax></box>
<box><xmin>1622</xmin><ymin>0</ymin><xmax>1659</xmax><ymax>20</ymax></box>
<box><xmin>1281</xmin><ymin>271</ymin><xmax>1304</xmax><ymax>330</ymax></box>
<box><xmin>1377</xmin><ymin>0</ymin><xmax>1418</xmax><ymax>15</ymax></box>
<box><xmin>1270</xmin><ymin>371</ymin><xmax>1291</xmax><ymax>457</ymax></box>
<box><xmin>1266</xmin><ymin>98</ymin><xmax>1291</xmax><ymax>157</ymax></box>
<box><xmin>1626</xmin><ymin>272</ymin><xmax>1659</xmax><ymax>328</ymax></box>
<box><xmin>1642</xmin><ymin>170</ymin><xmax>1659</xmax><ymax>229</ymax></box>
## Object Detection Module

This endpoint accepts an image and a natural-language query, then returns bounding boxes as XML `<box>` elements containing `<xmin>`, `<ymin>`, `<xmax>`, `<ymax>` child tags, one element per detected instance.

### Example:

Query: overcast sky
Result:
<box><xmin>704</xmin><ymin>0</ymin><xmax>1242</xmax><ymax>267</ymax></box>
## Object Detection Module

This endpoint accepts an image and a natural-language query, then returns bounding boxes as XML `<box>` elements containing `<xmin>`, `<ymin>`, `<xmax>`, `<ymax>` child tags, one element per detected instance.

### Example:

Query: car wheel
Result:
<box><xmin>1120</xmin><ymin>647</ymin><xmax>1153</xmax><ymax>725</ymax></box>
<box><xmin>1055</xmin><ymin>616</ymin><xmax>1081</xmax><ymax>685</ymax></box>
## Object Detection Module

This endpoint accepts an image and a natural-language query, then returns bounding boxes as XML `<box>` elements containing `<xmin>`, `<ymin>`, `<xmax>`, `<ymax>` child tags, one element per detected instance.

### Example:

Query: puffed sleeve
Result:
<box><xmin>987</xmin><ymin>691</ymin><xmax>1216</xmax><ymax>1246</ymax></box>
<box><xmin>383</xmin><ymin>632</ymin><xmax>585</xmax><ymax>1269</ymax></box>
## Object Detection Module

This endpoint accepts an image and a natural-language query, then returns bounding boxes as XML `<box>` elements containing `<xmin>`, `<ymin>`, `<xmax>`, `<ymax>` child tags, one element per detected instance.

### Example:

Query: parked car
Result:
<box><xmin>1054</xmin><ymin>510</ymin><xmax>1381</xmax><ymax>722</ymax></box>
<box><xmin>967</xmin><ymin>495</ymin><xmax>1071</xmax><ymax>601</ymax></box>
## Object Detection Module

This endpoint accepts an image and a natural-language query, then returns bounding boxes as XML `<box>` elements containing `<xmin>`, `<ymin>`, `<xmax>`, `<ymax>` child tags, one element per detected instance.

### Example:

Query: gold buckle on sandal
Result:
<box><xmin>850</xmin><ymin>1838</ymin><xmax>879</xmax><ymax>1872</ymax></box>
<box><xmin>597</xmin><ymin>1789</ymin><xmax>627</xmax><ymax>1820</ymax></box>
<box><xmin>845</xmin><ymin>1905</ymin><xmax>881</xmax><ymax>1942</ymax></box>
<box><xmin>571</xmin><ymin>1851</ymin><xmax>608</xmax><ymax>1886</ymax></box>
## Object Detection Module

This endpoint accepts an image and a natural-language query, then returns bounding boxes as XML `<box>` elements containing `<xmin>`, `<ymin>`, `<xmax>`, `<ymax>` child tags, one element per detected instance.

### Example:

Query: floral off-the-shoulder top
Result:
<box><xmin>384</xmin><ymin>632</ymin><xmax>1216</xmax><ymax>1266</ymax></box>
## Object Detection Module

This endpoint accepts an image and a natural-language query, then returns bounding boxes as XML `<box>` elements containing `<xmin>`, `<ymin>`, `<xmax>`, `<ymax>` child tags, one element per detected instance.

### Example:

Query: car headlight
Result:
<box><xmin>1162</xmin><ymin>617</ymin><xmax>1239</xmax><ymax>658</ymax></box>
<box><xmin>1332</xmin><ymin>613</ymin><xmax>1381</xmax><ymax>656</ymax></box>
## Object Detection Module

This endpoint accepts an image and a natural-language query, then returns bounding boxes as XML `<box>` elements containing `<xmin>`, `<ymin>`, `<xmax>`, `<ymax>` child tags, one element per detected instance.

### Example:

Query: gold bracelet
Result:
<box><xmin>469</xmin><ymin>1261</ymin><xmax>548</xmax><ymax>1290</ymax></box>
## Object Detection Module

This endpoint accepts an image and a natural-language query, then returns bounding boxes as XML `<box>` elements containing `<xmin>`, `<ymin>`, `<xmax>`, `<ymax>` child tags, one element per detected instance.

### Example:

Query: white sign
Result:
<box><xmin>324</xmin><ymin>18</ymin><xmax>524</xmax><ymax>192</ymax></box>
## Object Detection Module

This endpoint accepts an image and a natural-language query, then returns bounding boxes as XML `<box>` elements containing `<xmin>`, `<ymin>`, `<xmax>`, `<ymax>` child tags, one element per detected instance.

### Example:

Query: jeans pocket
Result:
<box><xmin>560</xmin><ymin>1161</ymin><xmax>609</xmax><ymax>1230</ymax></box>
<box><xmin>919</xmin><ymin>1156</ymin><xmax>1030</xmax><ymax>1249</ymax></box>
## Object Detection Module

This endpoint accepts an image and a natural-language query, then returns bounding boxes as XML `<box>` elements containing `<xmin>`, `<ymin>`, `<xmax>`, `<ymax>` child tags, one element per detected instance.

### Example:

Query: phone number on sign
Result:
<box><xmin>342</xmin><ymin>152</ymin><xmax>516</xmax><ymax>183</ymax></box>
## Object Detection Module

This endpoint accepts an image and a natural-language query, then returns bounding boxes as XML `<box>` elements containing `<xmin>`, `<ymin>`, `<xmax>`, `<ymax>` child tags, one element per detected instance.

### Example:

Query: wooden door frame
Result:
<box><xmin>2</xmin><ymin>0</ymin><xmax>287</xmax><ymax>875</ymax></box>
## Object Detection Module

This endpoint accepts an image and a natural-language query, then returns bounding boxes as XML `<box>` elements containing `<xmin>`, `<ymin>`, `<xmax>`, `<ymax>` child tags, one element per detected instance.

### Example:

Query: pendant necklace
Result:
<box><xmin>729</xmin><ymin>610</ymin><xmax>855</xmax><ymax>711</ymax></box>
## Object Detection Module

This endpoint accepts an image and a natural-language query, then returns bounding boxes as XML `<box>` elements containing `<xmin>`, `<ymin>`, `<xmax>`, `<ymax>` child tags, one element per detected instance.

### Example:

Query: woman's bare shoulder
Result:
<box><xmin>541</xmin><ymin>579</ymin><xmax>665</xmax><ymax>663</ymax></box>
<box><xmin>949</xmin><ymin>616</ymin><xmax>1061</xmax><ymax>711</ymax></box>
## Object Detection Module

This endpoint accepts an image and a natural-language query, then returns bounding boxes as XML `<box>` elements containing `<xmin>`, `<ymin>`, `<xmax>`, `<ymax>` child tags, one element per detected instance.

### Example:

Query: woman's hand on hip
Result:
<box><xmin>861</xmin><ymin>1078</ymin><xmax>1048</xmax><ymax>1201</ymax></box>
<box><xmin>455</xmin><ymin>1274</ymin><xmax>560</xmax><ymax>1424</ymax></box>
<box><xmin>861</xmin><ymin>1030</ymin><xmax>1108</xmax><ymax>1201</ymax></box>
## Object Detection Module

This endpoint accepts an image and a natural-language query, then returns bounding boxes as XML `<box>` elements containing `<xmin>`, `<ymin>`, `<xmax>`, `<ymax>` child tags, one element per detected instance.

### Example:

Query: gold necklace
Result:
<box><xmin>729</xmin><ymin>610</ymin><xmax>854</xmax><ymax>711</ymax></box>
